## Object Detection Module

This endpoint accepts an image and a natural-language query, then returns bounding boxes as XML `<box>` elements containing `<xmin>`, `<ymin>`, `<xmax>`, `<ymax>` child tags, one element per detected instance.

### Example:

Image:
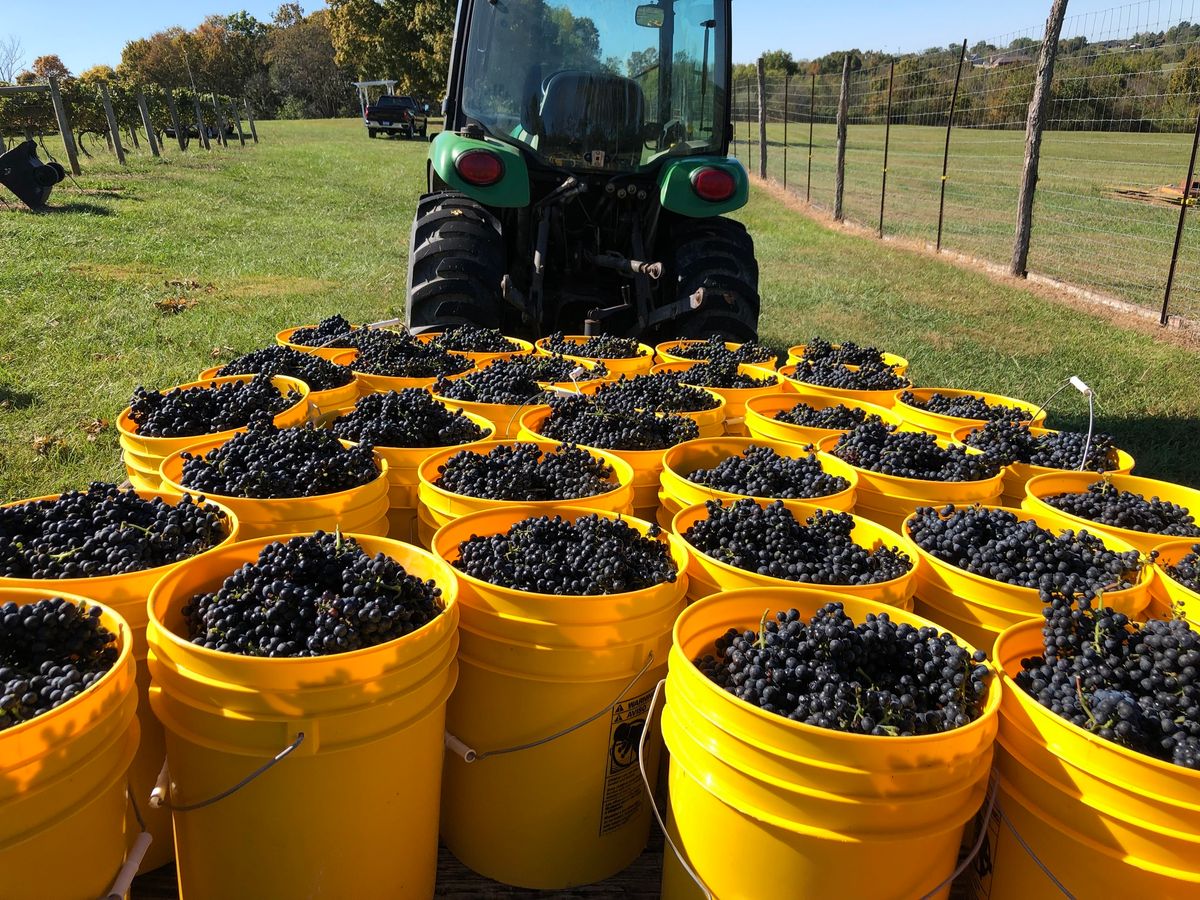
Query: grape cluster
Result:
<box><xmin>1165</xmin><ymin>546</ymin><xmax>1200</xmax><ymax>593</ymax></box>
<box><xmin>180</xmin><ymin>423</ymin><xmax>379</xmax><ymax>498</ymax></box>
<box><xmin>129</xmin><ymin>374</ymin><xmax>300</xmax><ymax>438</ymax></box>
<box><xmin>697</xmin><ymin>602</ymin><xmax>990</xmax><ymax>735</ymax></box>
<box><xmin>332</xmin><ymin>390</ymin><xmax>486</xmax><ymax>449</ymax></box>
<box><xmin>907</xmin><ymin>505</ymin><xmax>1143</xmax><ymax>594</ymax></box>
<box><xmin>1</xmin><ymin>597</ymin><xmax>119</xmax><ymax>731</ymax></box>
<box><xmin>1044</xmin><ymin>480</ymin><xmax>1200</xmax><ymax>537</ymax></box>
<box><xmin>289</xmin><ymin>314</ymin><xmax>359</xmax><ymax>348</ymax></box>
<box><xmin>433</xmin><ymin>356</ymin><xmax>599</xmax><ymax>405</ymax></box>
<box><xmin>539</xmin><ymin>395</ymin><xmax>700</xmax><ymax>451</ymax></box>
<box><xmin>832</xmin><ymin>420</ymin><xmax>1000</xmax><ymax>482</ymax></box>
<box><xmin>685</xmin><ymin>446</ymin><xmax>850</xmax><ymax>500</ymax></box>
<box><xmin>454</xmin><ymin>514</ymin><xmax>677</xmax><ymax>594</ymax></box>
<box><xmin>351</xmin><ymin>334</ymin><xmax>473</xmax><ymax>378</ymax></box>
<box><xmin>0</xmin><ymin>484</ymin><xmax>229</xmax><ymax>579</ymax></box>
<box><xmin>591</xmin><ymin>373</ymin><xmax>719</xmax><ymax>413</ymax></box>
<box><xmin>541</xmin><ymin>332</ymin><xmax>646</xmax><ymax>359</ymax></box>
<box><xmin>683</xmin><ymin>500</ymin><xmax>912</xmax><ymax>585</ymax></box>
<box><xmin>435</xmin><ymin>443</ymin><xmax>616</xmax><ymax>501</ymax></box>
<box><xmin>1017</xmin><ymin>592</ymin><xmax>1200</xmax><ymax>769</ymax></box>
<box><xmin>775</xmin><ymin>402</ymin><xmax>879</xmax><ymax>431</ymax></box>
<box><xmin>798</xmin><ymin>337</ymin><xmax>888</xmax><ymax>368</ymax></box>
<box><xmin>428</xmin><ymin>326</ymin><xmax>521</xmax><ymax>353</ymax></box>
<box><xmin>671</xmin><ymin>336</ymin><xmax>774</xmax><ymax>365</ymax></box>
<box><xmin>788</xmin><ymin>359</ymin><xmax>910</xmax><ymax>391</ymax></box>
<box><xmin>899</xmin><ymin>390</ymin><xmax>1028</xmax><ymax>423</ymax></box>
<box><xmin>962</xmin><ymin>420</ymin><xmax>1119</xmax><ymax>472</ymax></box>
<box><xmin>216</xmin><ymin>345</ymin><xmax>354</xmax><ymax>391</ymax></box>
<box><xmin>183</xmin><ymin>532</ymin><xmax>442</xmax><ymax>658</ymax></box>
<box><xmin>672</xmin><ymin>360</ymin><xmax>776</xmax><ymax>390</ymax></box>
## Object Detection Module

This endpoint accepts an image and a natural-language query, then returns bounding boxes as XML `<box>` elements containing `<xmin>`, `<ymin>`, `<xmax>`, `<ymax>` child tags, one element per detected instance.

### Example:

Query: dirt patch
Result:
<box><xmin>222</xmin><ymin>274</ymin><xmax>333</xmax><ymax>298</ymax></box>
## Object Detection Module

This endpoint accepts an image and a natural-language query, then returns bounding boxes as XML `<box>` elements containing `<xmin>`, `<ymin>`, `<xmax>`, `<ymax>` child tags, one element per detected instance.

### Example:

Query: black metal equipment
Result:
<box><xmin>0</xmin><ymin>141</ymin><xmax>66</xmax><ymax>210</ymax></box>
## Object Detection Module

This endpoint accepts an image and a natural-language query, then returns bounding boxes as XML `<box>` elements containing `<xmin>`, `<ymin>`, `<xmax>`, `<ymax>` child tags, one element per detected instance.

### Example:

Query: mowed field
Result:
<box><xmin>732</xmin><ymin>122</ymin><xmax>1200</xmax><ymax>320</ymax></box>
<box><xmin>0</xmin><ymin>117</ymin><xmax>1198</xmax><ymax>498</ymax></box>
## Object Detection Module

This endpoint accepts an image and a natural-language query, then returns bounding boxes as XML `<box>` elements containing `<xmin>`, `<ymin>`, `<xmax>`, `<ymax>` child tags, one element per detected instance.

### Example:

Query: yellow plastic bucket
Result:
<box><xmin>952</xmin><ymin>423</ymin><xmax>1136</xmax><ymax>508</ymax></box>
<box><xmin>118</xmin><ymin>375</ymin><xmax>310</xmax><ymax>491</ymax></box>
<box><xmin>159</xmin><ymin>439</ymin><xmax>391</xmax><ymax>540</ymax></box>
<box><xmin>433</xmin><ymin>373</ymin><xmax>604</xmax><ymax>439</ymax></box>
<box><xmin>779</xmin><ymin>363</ymin><xmax>906</xmax><ymax>407</ymax></box>
<box><xmin>0</xmin><ymin>588</ymin><xmax>140</xmax><ymax>900</ymax></box>
<box><xmin>1021</xmin><ymin>471</ymin><xmax>1200</xmax><ymax>556</ymax></box>
<box><xmin>650</xmin><ymin>361</ymin><xmax>785</xmax><ymax>435</ymax></box>
<box><xmin>894</xmin><ymin>387</ymin><xmax>1046</xmax><ymax>439</ymax></box>
<box><xmin>672</xmin><ymin>499</ymin><xmax>919</xmax><ymax>608</ymax></box>
<box><xmin>338</xmin><ymin>410</ymin><xmax>496</xmax><ymax>544</ymax></box>
<box><xmin>786</xmin><ymin>343</ymin><xmax>910</xmax><ymax>376</ymax></box>
<box><xmin>431</xmin><ymin>505</ymin><xmax>686</xmax><ymax>888</ymax></box>
<box><xmin>534</xmin><ymin>335</ymin><xmax>655</xmax><ymax>376</ymax></box>
<box><xmin>416</xmin><ymin>439</ymin><xmax>635</xmax><ymax>546</ymax></box>
<box><xmin>658</xmin><ymin>437</ymin><xmax>857</xmax><ymax>529</ymax></box>
<box><xmin>0</xmin><ymin>491</ymin><xmax>240</xmax><ymax>874</ymax></box>
<box><xmin>745</xmin><ymin>390</ymin><xmax>905</xmax><ymax>446</ymax></box>
<box><xmin>415</xmin><ymin>331</ymin><xmax>534</xmax><ymax>364</ymax></box>
<box><xmin>582</xmin><ymin>379</ymin><xmax>728</xmax><ymax>438</ymax></box>
<box><xmin>655</xmin><ymin>339</ymin><xmax>779</xmax><ymax>371</ymax></box>
<box><xmin>970</xmin><ymin>619</ymin><xmax>1200</xmax><ymax>898</ymax></box>
<box><xmin>518</xmin><ymin>405</ymin><xmax>677</xmax><ymax>523</ymax></box>
<box><xmin>904</xmin><ymin>506</ymin><xmax>1153</xmax><ymax>655</ymax></box>
<box><xmin>817</xmin><ymin>433</ymin><xmax>1004</xmax><ymax>533</ymax></box>
<box><xmin>200</xmin><ymin>364</ymin><xmax>358</xmax><ymax>421</ymax></box>
<box><xmin>275</xmin><ymin>325</ymin><xmax>359</xmax><ymax>361</ymax></box>
<box><xmin>659</xmin><ymin>588</ymin><xmax>998</xmax><ymax>900</ymax></box>
<box><xmin>1152</xmin><ymin>539</ymin><xmax>1200</xmax><ymax>622</ymax></box>
<box><xmin>146</xmin><ymin>533</ymin><xmax>459</xmax><ymax>899</ymax></box>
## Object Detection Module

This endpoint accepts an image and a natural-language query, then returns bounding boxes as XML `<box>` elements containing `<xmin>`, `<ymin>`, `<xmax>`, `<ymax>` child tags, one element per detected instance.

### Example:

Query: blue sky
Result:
<box><xmin>0</xmin><ymin>1</ymin><xmax>1144</xmax><ymax>75</ymax></box>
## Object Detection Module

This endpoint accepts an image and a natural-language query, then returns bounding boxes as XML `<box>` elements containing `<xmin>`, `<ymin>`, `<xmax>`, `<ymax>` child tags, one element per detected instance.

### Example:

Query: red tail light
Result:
<box><xmin>455</xmin><ymin>149</ymin><xmax>505</xmax><ymax>186</ymax></box>
<box><xmin>691</xmin><ymin>167</ymin><xmax>737</xmax><ymax>202</ymax></box>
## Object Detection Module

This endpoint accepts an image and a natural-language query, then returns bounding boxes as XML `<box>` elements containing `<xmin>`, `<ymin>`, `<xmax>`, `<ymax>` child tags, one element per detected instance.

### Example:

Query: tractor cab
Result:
<box><xmin>407</xmin><ymin>0</ymin><xmax>759</xmax><ymax>341</ymax></box>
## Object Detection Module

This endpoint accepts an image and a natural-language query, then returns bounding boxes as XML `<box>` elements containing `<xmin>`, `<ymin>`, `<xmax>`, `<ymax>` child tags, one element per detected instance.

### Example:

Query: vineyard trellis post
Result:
<box><xmin>879</xmin><ymin>60</ymin><xmax>895</xmax><ymax>238</ymax></box>
<box><xmin>47</xmin><ymin>77</ymin><xmax>81</xmax><ymax>175</ymax></box>
<box><xmin>99</xmin><ymin>83</ymin><xmax>127</xmax><ymax>165</ymax></box>
<box><xmin>1161</xmin><ymin>98</ymin><xmax>1200</xmax><ymax>325</ymax></box>
<box><xmin>1012</xmin><ymin>0</ymin><xmax>1069</xmax><ymax>277</ymax></box>
<box><xmin>135</xmin><ymin>90</ymin><xmax>160</xmax><ymax>157</ymax></box>
<box><xmin>834</xmin><ymin>55</ymin><xmax>850</xmax><ymax>221</ymax></box>
<box><xmin>191</xmin><ymin>93</ymin><xmax>210</xmax><ymax>151</ymax></box>
<box><xmin>244</xmin><ymin>98</ymin><xmax>259</xmax><ymax>143</ymax></box>
<box><xmin>164</xmin><ymin>92</ymin><xmax>186</xmax><ymax>151</ymax></box>
<box><xmin>935</xmin><ymin>39</ymin><xmax>968</xmax><ymax>253</ymax></box>
<box><xmin>230</xmin><ymin>100</ymin><xmax>247</xmax><ymax>147</ymax></box>
<box><xmin>756</xmin><ymin>57</ymin><xmax>767</xmax><ymax>179</ymax></box>
<box><xmin>211</xmin><ymin>94</ymin><xmax>229</xmax><ymax>148</ymax></box>
<box><xmin>782</xmin><ymin>74</ymin><xmax>790</xmax><ymax>189</ymax></box>
<box><xmin>746</xmin><ymin>79</ymin><xmax>753</xmax><ymax>174</ymax></box>
<box><xmin>807</xmin><ymin>72</ymin><xmax>815</xmax><ymax>202</ymax></box>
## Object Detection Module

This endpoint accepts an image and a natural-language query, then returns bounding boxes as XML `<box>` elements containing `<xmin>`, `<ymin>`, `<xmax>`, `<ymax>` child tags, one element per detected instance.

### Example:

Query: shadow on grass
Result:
<box><xmin>1054</xmin><ymin>412</ymin><xmax>1200</xmax><ymax>488</ymax></box>
<box><xmin>0</xmin><ymin>386</ymin><xmax>35</xmax><ymax>410</ymax></box>
<box><xmin>37</xmin><ymin>202</ymin><xmax>115</xmax><ymax>216</ymax></box>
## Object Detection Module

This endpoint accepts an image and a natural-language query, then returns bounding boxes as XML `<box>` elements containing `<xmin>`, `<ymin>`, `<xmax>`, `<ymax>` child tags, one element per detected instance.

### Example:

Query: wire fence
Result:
<box><xmin>732</xmin><ymin>0</ymin><xmax>1200</xmax><ymax>324</ymax></box>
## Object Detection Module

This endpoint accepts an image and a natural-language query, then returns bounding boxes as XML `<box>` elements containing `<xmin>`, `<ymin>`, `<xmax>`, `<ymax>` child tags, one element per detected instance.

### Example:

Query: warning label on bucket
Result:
<box><xmin>599</xmin><ymin>687</ymin><xmax>653</xmax><ymax>836</ymax></box>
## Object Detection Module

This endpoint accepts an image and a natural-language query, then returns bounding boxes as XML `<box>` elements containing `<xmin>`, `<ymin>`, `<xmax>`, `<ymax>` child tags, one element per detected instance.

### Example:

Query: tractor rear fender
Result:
<box><xmin>428</xmin><ymin>132</ymin><xmax>530</xmax><ymax>207</ymax></box>
<box><xmin>658</xmin><ymin>156</ymin><xmax>750</xmax><ymax>219</ymax></box>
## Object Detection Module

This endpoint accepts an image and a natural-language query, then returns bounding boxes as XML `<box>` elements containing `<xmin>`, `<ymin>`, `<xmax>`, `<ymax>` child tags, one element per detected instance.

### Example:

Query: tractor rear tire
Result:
<box><xmin>406</xmin><ymin>191</ymin><xmax>507</xmax><ymax>331</ymax></box>
<box><xmin>663</xmin><ymin>216</ymin><xmax>760</xmax><ymax>342</ymax></box>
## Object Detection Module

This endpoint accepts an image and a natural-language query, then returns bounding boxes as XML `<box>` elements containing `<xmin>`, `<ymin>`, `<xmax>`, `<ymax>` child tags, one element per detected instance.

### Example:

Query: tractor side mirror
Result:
<box><xmin>635</xmin><ymin>5</ymin><xmax>665</xmax><ymax>27</ymax></box>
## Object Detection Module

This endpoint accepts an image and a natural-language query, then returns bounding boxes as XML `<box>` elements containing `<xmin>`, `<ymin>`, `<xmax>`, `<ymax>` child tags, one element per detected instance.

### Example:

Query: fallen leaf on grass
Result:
<box><xmin>165</xmin><ymin>279</ymin><xmax>214</xmax><ymax>293</ymax></box>
<box><xmin>154</xmin><ymin>296</ymin><xmax>200</xmax><ymax>315</ymax></box>
<box><xmin>32</xmin><ymin>435</ymin><xmax>67</xmax><ymax>457</ymax></box>
<box><xmin>81</xmin><ymin>418</ymin><xmax>109</xmax><ymax>441</ymax></box>
<box><xmin>210</xmin><ymin>345</ymin><xmax>237</xmax><ymax>360</ymax></box>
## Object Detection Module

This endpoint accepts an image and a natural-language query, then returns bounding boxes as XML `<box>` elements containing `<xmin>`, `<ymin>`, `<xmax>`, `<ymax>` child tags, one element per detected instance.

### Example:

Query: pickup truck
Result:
<box><xmin>365</xmin><ymin>95</ymin><xmax>429</xmax><ymax>139</ymax></box>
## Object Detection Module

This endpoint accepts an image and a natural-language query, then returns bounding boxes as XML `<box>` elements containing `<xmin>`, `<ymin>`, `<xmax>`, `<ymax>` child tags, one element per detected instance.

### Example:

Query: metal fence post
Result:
<box><xmin>879</xmin><ymin>61</ymin><xmax>895</xmax><ymax>238</ymax></box>
<box><xmin>1162</xmin><ymin>99</ymin><xmax>1200</xmax><ymax>325</ymax></box>
<box><xmin>834</xmin><ymin>56</ymin><xmax>850</xmax><ymax>221</ymax></box>
<box><xmin>782</xmin><ymin>74</ymin><xmax>790</xmax><ymax>190</ymax></box>
<box><xmin>807</xmin><ymin>72</ymin><xmax>815</xmax><ymax>203</ymax></box>
<box><xmin>757</xmin><ymin>57</ymin><xmax>768</xmax><ymax>179</ymax></box>
<box><xmin>746</xmin><ymin>79</ymin><xmax>753</xmax><ymax>175</ymax></box>
<box><xmin>935</xmin><ymin>39</ymin><xmax>968</xmax><ymax>252</ymax></box>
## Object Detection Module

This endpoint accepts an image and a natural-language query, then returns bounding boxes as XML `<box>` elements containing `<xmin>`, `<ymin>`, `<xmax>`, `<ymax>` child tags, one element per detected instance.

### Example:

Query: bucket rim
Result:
<box><xmin>786</xmin><ymin>343</ymin><xmax>909</xmax><ymax>372</ymax></box>
<box><xmin>146</xmin><ymin>531</ymin><xmax>459</xmax><ymax>668</ymax></box>
<box><xmin>672</xmin><ymin>498</ymin><xmax>920</xmax><ymax>595</ymax></box>
<box><xmin>648</xmin><ymin>361</ymin><xmax>786</xmax><ymax>397</ymax></box>
<box><xmin>1152</xmin><ymin>539</ymin><xmax>1200</xmax><ymax>599</ymax></box>
<box><xmin>197</xmin><ymin>365</ymin><xmax>357</xmax><ymax>398</ymax></box>
<box><xmin>778</xmin><ymin>363</ymin><xmax>910</xmax><ymax>401</ymax></box>
<box><xmin>336</xmin><ymin>409</ymin><xmax>497</xmax><ymax>454</ymax></box>
<box><xmin>816</xmin><ymin>433</ymin><xmax>1005</xmax><ymax>490</ymax></box>
<box><xmin>672</xmin><ymin>587</ymin><xmax>1002</xmax><ymax>746</ymax></box>
<box><xmin>951</xmin><ymin>423</ymin><xmax>1137</xmax><ymax>474</ymax></box>
<box><xmin>893</xmin><ymin>387</ymin><xmax>1045</xmax><ymax>430</ymax></box>
<box><xmin>533</xmin><ymin>335</ymin><xmax>655</xmax><ymax>363</ymax></box>
<box><xmin>517</xmin><ymin>405</ymin><xmax>693</xmax><ymax>461</ymax></box>
<box><xmin>744</xmin><ymin>391</ymin><xmax>904</xmax><ymax>436</ymax></box>
<box><xmin>432</xmin><ymin>504</ymin><xmax>689</xmax><ymax>603</ymax></box>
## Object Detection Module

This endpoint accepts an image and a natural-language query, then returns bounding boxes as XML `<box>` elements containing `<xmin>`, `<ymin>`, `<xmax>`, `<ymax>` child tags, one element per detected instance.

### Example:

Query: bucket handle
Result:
<box><xmin>992</xmin><ymin>796</ymin><xmax>1077</xmax><ymax>899</ymax></box>
<box><xmin>637</xmin><ymin>678</ymin><xmax>713</xmax><ymax>900</ymax></box>
<box><xmin>445</xmin><ymin>651</ymin><xmax>654</xmax><ymax>764</ymax></box>
<box><xmin>915</xmin><ymin>775</ymin><xmax>997</xmax><ymax>900</ymax></box>
<box><xmin>104</xmin><ymin>781</ymin><xmax>154</xmax><ymax>900</ymax></box>
<box><xmin>148</xmin><ymin>731</ymin><xmax>305</xmax><ymax>813</ymax></box>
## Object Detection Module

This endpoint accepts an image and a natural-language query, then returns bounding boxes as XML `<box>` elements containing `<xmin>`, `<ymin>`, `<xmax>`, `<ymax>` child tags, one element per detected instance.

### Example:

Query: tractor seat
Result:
<box><xmin>537</xmin><ymin>71</ymin><xmax>645</xmax><ymax>164</ymax></box>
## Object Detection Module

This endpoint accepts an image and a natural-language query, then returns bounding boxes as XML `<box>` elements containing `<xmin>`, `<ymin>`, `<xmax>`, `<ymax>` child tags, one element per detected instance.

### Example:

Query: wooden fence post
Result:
<box><xmin>879</xmin><ymin>60</ymin><xmax>895</xmax><ymax>238</ymax></box>
<box><xmin>243</xmin><ymin>98</ymin><xmax>259</xmax><ymax>143</ymax></box>
<box><xmin>164</xmin><ymin>91</ymin><xmax>186</xmax><ymax>151</ymax></box>
<box><xmin>211</xmin><ymin>94</ymin><xmax>228</xmax><ymax>147</ymax></box>
<box><xmin>1012</xmin><ymin>0</ymin><xmax>1069</xmax><ymax>277</ymax></box>
<box><xmin>230</xmin><ymin>100</ymin><xmax>247</xmax><ymax>146</ymax></box>
<box><xmin>47</xmin><ymin>76</ymin><xmax>81</xmax><ymax>175</ymax></box>
<box><xmin>99</xmin><ymin>83</ymin><xmax>127</xmax><ymax>165</ymax></box>
<box><xmin>135</xmin><ymin>91</ymin><xmax>160</xmax><ymax>157</ymax></box>
<box><xmin>192</xmin><ymin>93</ymin><xmax>211</xmax><ymax>150</ymax></box>
<box><xmin>935</xmin><ymin>39</ymin><xmax>968</xmax><ymax>252</ymax></box>
<box><xmin>834</xmin><ymin>56</ymin><xmax>850</xmax><ymax>221</ymax></box>
<box><xmin>127</xmin><ymin>121</ymin><xmax>140</xmax><ymax>150</ymax></box>
<box><xmin>756</xmin><ymin>57</ymin><xmax>768</xmax><ymax>179</ymax></box>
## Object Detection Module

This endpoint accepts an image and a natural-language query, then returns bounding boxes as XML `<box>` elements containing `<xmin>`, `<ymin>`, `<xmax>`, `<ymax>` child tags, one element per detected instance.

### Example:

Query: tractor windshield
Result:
<box><xmin>459</xmin><ymin>0</ymin><xmax>727</xmax><ymax>172</ymax></box>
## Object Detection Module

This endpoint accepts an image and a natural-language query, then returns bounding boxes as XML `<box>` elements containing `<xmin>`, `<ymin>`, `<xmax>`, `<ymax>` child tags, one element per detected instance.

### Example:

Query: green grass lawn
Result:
<box><xmin>1</xmin><ymin>117</ymin><xmax>1198</xmax><ymax>499</ymax></box>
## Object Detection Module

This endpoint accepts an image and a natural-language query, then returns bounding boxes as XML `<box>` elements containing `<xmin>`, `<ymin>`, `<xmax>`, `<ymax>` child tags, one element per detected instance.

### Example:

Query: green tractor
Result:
<box><xmin>405</xmin><ymin>0</ymin><xmax>759</xmax><ymax>341</ymax></box>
